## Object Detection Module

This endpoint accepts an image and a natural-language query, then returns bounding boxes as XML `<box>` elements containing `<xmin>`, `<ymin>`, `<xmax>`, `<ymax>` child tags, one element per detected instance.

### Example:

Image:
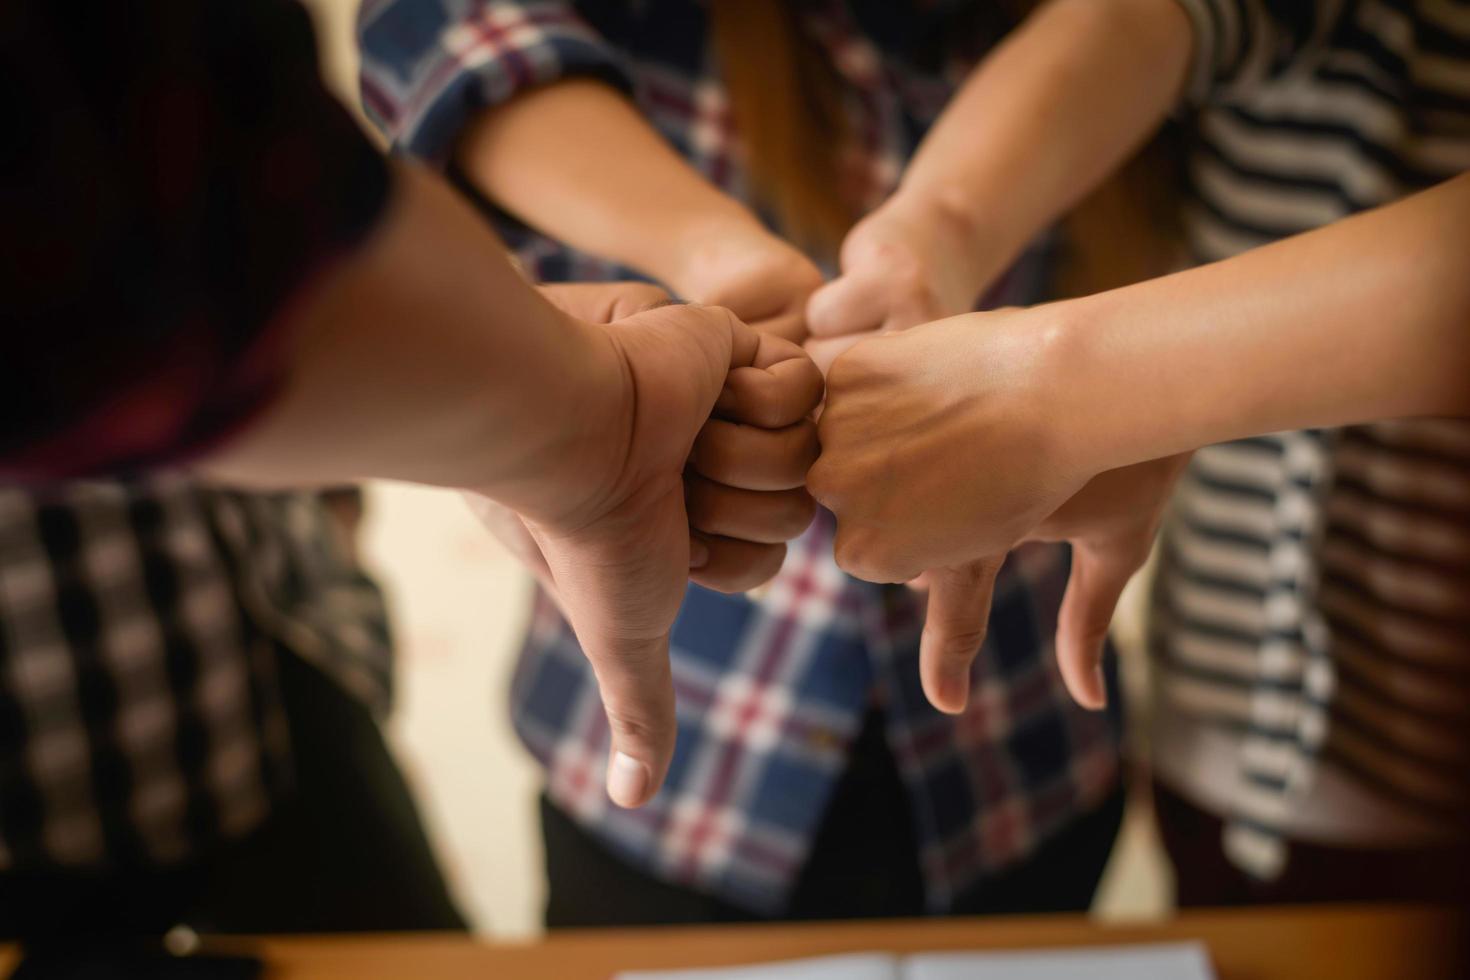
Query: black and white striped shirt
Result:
<box><xmin>1151</xmin><ymin>0</ymin><xmax>1470</xmax><ymax>876</ymax></box>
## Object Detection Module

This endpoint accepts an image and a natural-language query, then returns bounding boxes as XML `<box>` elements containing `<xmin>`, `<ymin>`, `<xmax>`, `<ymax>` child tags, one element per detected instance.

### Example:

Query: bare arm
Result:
<box><xmin>456</xmin><ymin>78</ymin><xmax>814</xmax><ymax>317</ymax></box>
<box><xmin>203</xmin><ymin>163</ymin><xmax>625</xmax><ymax>512</ymax></box>
<box><xmin>808</xmin><ymin>0</ymin><xmax>1193</xmax><ymax>342</ymax></box>
<box><xmin>207</xmin><ymin>164</ymin><xmax>825</xmax><ymax>808</ymax></box>
<box><xmin>894</xmin><ymin>0</ymin><xmax>1192</xmax><ymax>287</ymax></box>
<box><xmin>1054</xmin><ymin>171</ymin><xmax>1470</xmax><ymax>473</ymax></box>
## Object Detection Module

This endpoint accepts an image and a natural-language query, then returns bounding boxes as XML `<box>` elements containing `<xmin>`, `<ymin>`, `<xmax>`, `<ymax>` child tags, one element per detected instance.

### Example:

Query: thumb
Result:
<box><xmin>586</xmin><ymin>634</ymin><xmax>677</xmax><ymax>809</ymax></box>
<box><xmin>806</xmin><ymin>271</ymin><xmax>886</xmax><ymax>339</ymax></box>
<box><xmin>1054</xmin><ymin>543</ymin><xmax>1139</xmax><ymax>710</ymax></box>
<box><xmin>528</xmin><ymin>503</ymin><xmax>686</xmax><ymax>809</ymax></box>
<box><xmin>919</xmin><ymin>557</ymin><xmax>1005</xmax><ymax>714</ymax></box>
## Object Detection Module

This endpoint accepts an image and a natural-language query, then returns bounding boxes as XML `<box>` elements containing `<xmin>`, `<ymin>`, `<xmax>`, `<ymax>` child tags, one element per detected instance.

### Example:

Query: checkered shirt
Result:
<box><xmin>0</xmin><ymin>480</ymin><xmax>392</xmax><ymax>872</ymax></box>
<box><xmin>359</xmin><ymin>0</ymin><xmax>1122</xmax><ymax>914</ymax></box>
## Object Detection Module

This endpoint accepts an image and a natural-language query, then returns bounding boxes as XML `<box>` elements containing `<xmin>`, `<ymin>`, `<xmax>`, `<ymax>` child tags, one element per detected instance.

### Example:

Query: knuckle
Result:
<box><xmin>932</xmin><ymin>626</ymin><xmax>989</xmax><ymax>662</ymax></box>
<box><xmin>833</xmin><ymin>530</ymin><xmax>886</xmax><ymax>582</ymax></box>
<box><xmin>604</xmin><ymin>706</ymin><xmax>669</xmax><ymax>747</ymax></box>
<box><xmin>804</xmin><ymin>459</ymin><xmax>843</xmax><ymax>510</ymax></box>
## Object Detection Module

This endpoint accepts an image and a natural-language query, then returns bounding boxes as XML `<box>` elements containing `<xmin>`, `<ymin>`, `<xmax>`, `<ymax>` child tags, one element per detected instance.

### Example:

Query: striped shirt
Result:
<box><xmin>1152</xmin><ymin>0</ymin><xmax>1470</xmax><ymax>876</ymax></box>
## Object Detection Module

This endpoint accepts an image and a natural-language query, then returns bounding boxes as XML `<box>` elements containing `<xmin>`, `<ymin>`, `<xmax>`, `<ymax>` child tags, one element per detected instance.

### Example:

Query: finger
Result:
<box><xmin>882</xmin><ymin>294</ymin><xmax>944</xmax><ymax>334</ymax></box>
<box><xmin>587</xmin><ymin>635</ymin><xmax>677</xmax><ymax>809</ymax></box>
<box><xmin>528</xmin><ymin>489</ymin><xmax>689</xmax><ymax>810</ymax></box>
<box><xmin>716</xmin><ymin>349</ymin><xmax>825</xmax><ymax>428</ymax></box>
<box><xmin>919</xmin><ymin>557</ymin><xmax>1005</xmax><ymax>714</ymax></box>
<box><xmin>1054</xmin><ymin>543</ymin><xmax>1141</xmax><ymax>710</ymax></box>
<box><xmin>690</xmin><ymin>418</ymin><xmax>819</xmax><ymax>491</ymax></box>
<box><xmin>748</xmin><ymin>310</ymin><xmax>808</xmax><ymax>345</ymax></box>
<box><xmin>685</xmin><ymin>473</ymin><xmax>816</xmax><ymax>543</ymax></box>
<box><xmin>543</xmin><ymin>560</ymin><xmax>679</xmax><ymax>808</ymax></box>
<box><xmin>689</xmin><ymin>535</ymin><xmax>788</xmax><ymax>594</ymax></box>
<box><xmin>806</xmin><ymin>272</ymin><xmax>890</xmax><ymax>338</ymax></box>
<box><xmin>803</xmin><ymin>334</ymin><xmax>866</xmax><ymax>378</ymax></box>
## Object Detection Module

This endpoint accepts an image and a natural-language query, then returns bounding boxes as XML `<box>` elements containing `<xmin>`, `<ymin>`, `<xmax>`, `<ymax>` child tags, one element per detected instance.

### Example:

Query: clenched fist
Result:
<box><xmin>809</xmin><ymin>306</ymin><xmax>1183</xmax><ymax>713</ymax></box>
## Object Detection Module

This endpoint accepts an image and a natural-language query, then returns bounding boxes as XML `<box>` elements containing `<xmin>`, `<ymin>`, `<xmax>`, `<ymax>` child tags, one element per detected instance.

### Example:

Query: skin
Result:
<box><xmin>457</xmin><ymin>79</ymin><xmax>825</xmax><ymax>342</ymax></box>
<box><xmin>799</xmin><ymin>0</ymin><xmax>1196</xmax><ymax>711</ymax></box>
<box><xmin>202</xmin><ymin>165</ymin><xmax>825</xmax><ymax>808</ymax></box>
<box><xmin>812</xmin><ymin>172</ymin><xmax>1470</xmax><ymax>711</ymax></box>
<box><xmin>805</xmin><ymin>0</ymin><xmax>1192</xmax><ymax>368</ymax></box>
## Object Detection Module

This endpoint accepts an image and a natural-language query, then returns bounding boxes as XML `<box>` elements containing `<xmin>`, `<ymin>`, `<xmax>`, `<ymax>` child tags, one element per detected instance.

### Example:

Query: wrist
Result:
<box><xmin>1038</xmin><ymin>295</ymin><xmax>1165</xmax><ymax>475</ymax></box>
<box><xmin>476</xmin><ymin>309</ymin><xmax>633</xmax><ymax>528</ymax></box>
<box><xmin>1044</xmin><ymin>288</ymin><xmax>1230</xmax><ymax>475</ymax></box>
<box><xmin>881</xmin><ymin>185</ymin><xmax>1015</xmax><ymax>304</ymax></box>
<box><xmin>657</xmin><ymin>208</ymin><xmax>780</xmax><ymax>302</ymax></box>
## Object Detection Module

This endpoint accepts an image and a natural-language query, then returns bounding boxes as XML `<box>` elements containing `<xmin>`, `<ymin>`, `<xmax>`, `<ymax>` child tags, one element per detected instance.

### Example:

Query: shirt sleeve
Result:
<box><xmin>1171</xmin><ymin>0</ymin><xmax>1340</xmax><ymax>106</ymax></box>
<box><xmin>0</xmin><ymin>0</ymin><xmax>391</xmax><ymax>480</ymax></box>
<box><xmin>357</xmin><ymin>0</ymin><xmax>633</xmax><ymax>166</ymax></box>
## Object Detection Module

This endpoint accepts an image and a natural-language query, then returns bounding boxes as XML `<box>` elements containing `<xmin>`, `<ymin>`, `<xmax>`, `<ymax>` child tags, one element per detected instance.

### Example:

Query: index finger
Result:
<box><xmin>919</xmin><ymin>557</ymin><xmax>1005</xmax><ymax>714</ymax></box>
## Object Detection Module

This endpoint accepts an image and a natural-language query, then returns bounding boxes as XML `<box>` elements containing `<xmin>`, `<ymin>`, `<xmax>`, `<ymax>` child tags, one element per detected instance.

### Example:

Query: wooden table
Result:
<box><xmin>236</xmin><ymin>905</ymin><xmax>1460</xmax><ymax>979</ymax></box>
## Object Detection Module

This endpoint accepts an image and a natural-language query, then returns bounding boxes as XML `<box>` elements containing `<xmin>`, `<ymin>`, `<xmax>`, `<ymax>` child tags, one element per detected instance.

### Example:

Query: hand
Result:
<box><xmin>670</xmin><ymin>220</ymin><xmax>825</xmax><ymax>344</ymax></box>
<box><xmin>494</xmin><ymin>298</ymin><xmax>823</xmax><ymax>808</ymax></box>
<box><xmin>804</xmin><ymin>194</ymin><xmax>997</xmax><ymax>372</ymax></box>
<box><xmin>462</xmin><ymin>282</ymin><xmax>678</xmax><ymax>606</ymax></box>
<box><xmin>808</xmin><ymin>307</ymin><xmax>1183</xmax><ymax>711</ymax></box>
<box><xmin>476</xmin><ymin>280</ymin><xmax>821</xmax><ymax>602</ymax></box>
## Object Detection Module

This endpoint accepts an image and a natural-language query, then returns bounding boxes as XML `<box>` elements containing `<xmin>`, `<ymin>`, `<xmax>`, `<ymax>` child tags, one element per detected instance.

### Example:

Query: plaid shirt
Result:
<box><xmin>361</xmin><ymin>0</ymin><xmax>1121</xmax><ymax>914</ymax></box>
<box><xmin>0</xmin><ymin>481</ymin><xmax>393</xmax><ymax>872</ymax></box>
<box><xmin>1</xmin><ymin>0</ymin><xmax>395</xmax><ymax>872</ymax></box>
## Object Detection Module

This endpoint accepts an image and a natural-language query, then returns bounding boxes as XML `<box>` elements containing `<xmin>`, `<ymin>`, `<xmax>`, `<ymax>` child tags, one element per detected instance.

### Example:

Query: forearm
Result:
<box><xmin>1055</xmin><ymin>173</ymin><xmax>1470</xmax><ymax>471</ymax></box>
<box><xmin>200</xmin><ymin>163</ymin><xmax>625</xmax><ymax>510</ymax></box>
<box><xmin>455</xmin><ymin>79</ymin><xmax>762</xmax><ymax>297</ymax></box>
<box><xmin>889</xmin><ymin>0</ymin><xmax>1192</xmax><ymax>288</ymax></box>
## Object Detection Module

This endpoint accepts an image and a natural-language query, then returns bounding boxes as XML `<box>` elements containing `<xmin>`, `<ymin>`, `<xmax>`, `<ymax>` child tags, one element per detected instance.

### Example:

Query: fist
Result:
<box><xmin>809</xmin><ymin>309</ymin><xmax>1081</xmax><ymax>583</ymax></box>
<box><xmin>805</xmin><ymin>197</ymin><xmax>994</xmax><ymax>373</ymax></box>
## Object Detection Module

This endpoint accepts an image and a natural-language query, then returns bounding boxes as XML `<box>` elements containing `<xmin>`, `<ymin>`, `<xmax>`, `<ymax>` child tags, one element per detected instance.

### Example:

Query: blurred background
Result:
<box><xmin>297</xmin><ymin>0</ymin><xmax>1170</xmax><ymax>939</ymax></box>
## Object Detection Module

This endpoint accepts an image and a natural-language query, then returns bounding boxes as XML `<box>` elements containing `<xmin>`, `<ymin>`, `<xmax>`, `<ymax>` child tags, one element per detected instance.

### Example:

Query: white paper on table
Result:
<box><xmin>904</xmin><ymin>942</ymin><xmax>1214</xmax><ymax>979</ymax></box>
<box><xmin>617</xmin><ymin>953</ymin><xmax>898</xmax><ymax>980</ymax></box>
<box><xmin>614</xmin><ymin>942</ymin><xmax>1216</xmax><ymax>980</ymax></box>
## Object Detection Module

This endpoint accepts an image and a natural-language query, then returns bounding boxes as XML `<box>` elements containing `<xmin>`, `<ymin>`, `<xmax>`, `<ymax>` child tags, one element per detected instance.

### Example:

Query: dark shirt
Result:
<box><xmin>0</xmin><ymin>0</ymin><xmax>389</xmax><ymax>478</ymax></box>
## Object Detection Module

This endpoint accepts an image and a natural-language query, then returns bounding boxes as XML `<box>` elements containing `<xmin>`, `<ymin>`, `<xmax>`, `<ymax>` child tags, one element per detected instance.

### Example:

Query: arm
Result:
<box><xmin>201</xmin><ymin>164</ymin><xmax>625</xmax><ymax>504</ymax></box>
<box><xmin>457</xmin><ymin>80</ymin><xmax>783</xmax><ymax>305</ymax></box>
<box><xmin>812</xmin><ymin>173</ymin><xmax>1470</xmax><ymax>709</ymax></box>
<box><xmin>806</xmin><ymin>0</ymin><xmax>1334</xmax><ymax>348</ymax></box>
<box><xmin>1053</xmin><ymin>171</ymin><xmax>1470</xmax><ymax>472</ymax></box>
<box><xmin>206</xmin><ymin>165</ymin><xmax>824</xmax><ymax>809</ymax></box>
<box><xmin>807</xmin><ymin>0</ymin><xmax>1194</xmax><ymax>344</ymax></box>
<box><xmin>359</xmin><ymin>1</ymin><xmax>821</xmax><ymax>338</ymax></box>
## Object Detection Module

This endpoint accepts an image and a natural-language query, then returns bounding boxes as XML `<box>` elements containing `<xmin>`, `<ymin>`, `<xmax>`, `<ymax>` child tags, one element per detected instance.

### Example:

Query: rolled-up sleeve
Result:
<box><xmin>1172</xmin><ymin>0</ymin><xmax>1338</xmax><ymax>106</ymax></box>
<box><xmin>358</xmin><ymin>0</ymin><xmax>633</xmax><ymax>166</ymax></box>
<box><xmin>0</xmin><ymin>0</ymin><xmax>390</xmax><ymax>480</ymax></box>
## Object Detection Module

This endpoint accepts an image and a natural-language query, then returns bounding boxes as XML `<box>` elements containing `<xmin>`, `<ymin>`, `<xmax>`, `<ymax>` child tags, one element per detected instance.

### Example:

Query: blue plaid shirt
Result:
<box><xmin>359</xmin><ymin>0</ymin><xmax>1122</xmax><ymax>914</ymax></box>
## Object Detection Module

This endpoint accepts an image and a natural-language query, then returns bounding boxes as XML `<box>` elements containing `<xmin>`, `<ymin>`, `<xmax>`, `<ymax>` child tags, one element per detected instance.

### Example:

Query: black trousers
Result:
<box><xmin>543</xmin><ymin>709</ymin><xmax>1124</xmax><ymax>927</ymax></box>
<box><xmin>0</xmin><ymin>647</ymin><xmax>466</xmax><ymax>944</ymax></box>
